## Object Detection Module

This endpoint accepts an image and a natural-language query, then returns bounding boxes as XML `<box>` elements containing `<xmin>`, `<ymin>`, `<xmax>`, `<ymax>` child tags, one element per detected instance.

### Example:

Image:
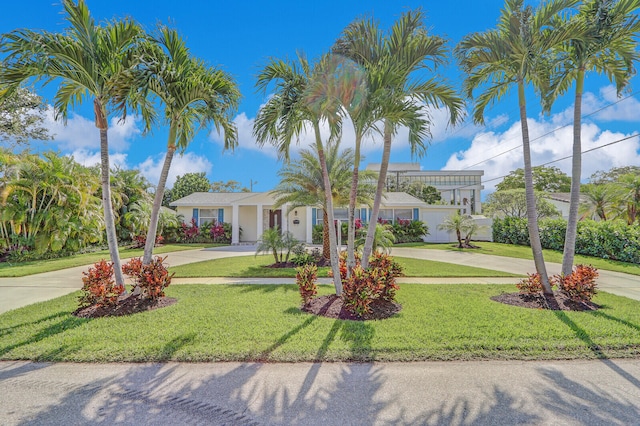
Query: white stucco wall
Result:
<box><xmin>285</xmin><ymin>208</ymin><xmax>307</xmax><ymax>242</ymax></box>
<box><xmin>421</xmin><ymin>209</ymin><xmax>459</xmax><ymax>243</ymax></box>
<box><xmin>239</xmin><ymin>206</ymin><xmax>258</xmax><ymax>242</ymax></box>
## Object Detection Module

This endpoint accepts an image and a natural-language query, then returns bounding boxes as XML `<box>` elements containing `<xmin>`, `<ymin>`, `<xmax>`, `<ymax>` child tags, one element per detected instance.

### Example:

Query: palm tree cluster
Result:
<box><xmin>255</xmin><ymin>10</ymin><xmax>464</xmax><ymax>294</ymax></box>
<box><xmin>261</xmin><ymin>0</ymin><xmax>640</xmax><ymax>297</ymax></box>
<box><xmin>0</xmin><ymin>0</ymin><xmax>239</xmax><ymax>286</ymax></box>
<box><xmin>457</xmin><ymin>0</ymin><xmax>640</xmax><ymax>292</ymax></box>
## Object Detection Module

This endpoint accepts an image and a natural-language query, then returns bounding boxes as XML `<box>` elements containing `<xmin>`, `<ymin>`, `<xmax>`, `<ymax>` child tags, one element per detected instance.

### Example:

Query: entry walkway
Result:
<box><xmin>0</xmin><ymin>245</ymin><xmax>639</xmax><ymax>314</ymax></box>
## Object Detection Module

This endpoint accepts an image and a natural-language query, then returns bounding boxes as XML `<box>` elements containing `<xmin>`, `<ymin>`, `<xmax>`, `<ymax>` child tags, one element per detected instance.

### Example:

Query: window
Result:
<box><xmin>199</xmin><ymin>208</ymin><xmax>217</xmax><ymax>227</ymax></box>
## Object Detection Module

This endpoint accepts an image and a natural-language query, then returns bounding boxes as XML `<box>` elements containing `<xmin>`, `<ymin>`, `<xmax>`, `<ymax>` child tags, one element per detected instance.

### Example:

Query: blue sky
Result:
<box><xmin>2</xmin><ymin>0</ymin><xmax>640</xmax><ymax>195</ymax></box>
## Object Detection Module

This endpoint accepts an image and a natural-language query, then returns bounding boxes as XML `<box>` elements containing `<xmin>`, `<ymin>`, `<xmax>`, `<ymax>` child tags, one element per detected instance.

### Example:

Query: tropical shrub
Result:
<box><xmin>79</xmin><ymin>260</ymin><xmax>124</xmax><ymax>307</ymax></box>
<box><xmin>312</xmin><ymin>224</ymin><xmax>323</xmax><ymax>244</ymax></box>
<box><xmin>295</xmin><ymin>263</ymin><xmax>318</xmax><ymax>305</ymax></box>
<box><xmin>342</xmin><ymin>265</ymin><xmax>381</xmax><ymax>317</ymax></box>
<box><xmin>391</xmin><ymin>219</ymin><xmax>429</xmax><ymax>243</ymax></box>
<box><xmin>256</xmin><ymin>228</ymin><xmax>299</xmax><ymax>264</ymax></box>
<box><xmin>291</xmin><ymin>244</ymin><xmax>320</xmax><ymax>266</ymax></box>
<box><xmin>555</xmin><ymin>265</ymin><xmax>599</xmax><ymax>302</ymax></box>
<box><xmin>356</xmin><ymin>223</ymin><xmax>395</xmax><ymax>254</ymax></box>
<box><xmin>179</xmin><ymin>218</ymin><xmax>200</xmax><ymax>242</ymax></box>
<box><xmin>122</xmin><ymin>256</ymin><xmax>174</xmax><ymax>300</ymax></box>
<box><xmin>131</xmin><ymin>234</ymin><xmax>164</xmax><ymax>249</ymax></box>
<box><xmin>368</xmin><ymin>252</ymin><xmax>403</xmax><ymax>301</ymax></box>
<box><xmin>516</xmin><ymin>273</ymin><xmax>545</xmax><ymax>295</ymax></box>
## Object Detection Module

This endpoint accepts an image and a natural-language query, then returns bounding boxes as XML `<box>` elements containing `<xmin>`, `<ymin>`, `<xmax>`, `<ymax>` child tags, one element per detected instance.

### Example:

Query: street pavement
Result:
<box><xmin>1</xmin><ymin>245</ymin><xmax>640</xmax><ymax>425</ymax></box>
<box><xmin>1</xmin><ymin>359</ymin><xmax>640</xmax><ymax>425</ymax></box>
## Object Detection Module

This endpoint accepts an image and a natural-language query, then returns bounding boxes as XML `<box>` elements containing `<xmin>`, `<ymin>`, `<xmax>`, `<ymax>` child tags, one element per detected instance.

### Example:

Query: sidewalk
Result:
<box><xmin>2</xmin><ymin>359</ymin><xmax>640</xmax><ymax>425</ymax></box>
<box><xmin>1</xmin><ymin>245</ymin><xmax>639</xmax><ymax>314</ymax></box>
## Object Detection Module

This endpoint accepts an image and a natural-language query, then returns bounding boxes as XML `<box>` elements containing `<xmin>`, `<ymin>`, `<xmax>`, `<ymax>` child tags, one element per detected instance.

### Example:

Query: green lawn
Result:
<box><xmin>2</xmin><ymin>284</ymin><xmax>639</xmax><ymax>362</ymax></box>
<box><xmin>0</xmin><ymin>244</ymin><xmax>225</xmax><ymax>278</ymax></box>
<box><xmin>169</xmin><ymin>255</ymin><xmax>521</xmax><ymax>278</ymax></box>
<box><xmin>395</xmin><ymin>242</ymin><xmax>640</xmax><ymax>276</ymax></box>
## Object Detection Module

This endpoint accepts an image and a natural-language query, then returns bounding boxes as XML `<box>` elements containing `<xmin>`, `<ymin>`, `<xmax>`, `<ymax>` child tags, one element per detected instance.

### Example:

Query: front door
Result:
<box><xmin>269</xmin><ymin>209</ymin><xmax>282</xmax><ymax>232</ymax></box>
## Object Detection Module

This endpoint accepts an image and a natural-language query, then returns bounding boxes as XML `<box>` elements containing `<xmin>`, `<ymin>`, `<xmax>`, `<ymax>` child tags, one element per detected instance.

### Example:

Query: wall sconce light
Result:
<box><xmin>294</xmin><ymin>210</ymin><xmax>298</xmax><ymax>216</ymax></box>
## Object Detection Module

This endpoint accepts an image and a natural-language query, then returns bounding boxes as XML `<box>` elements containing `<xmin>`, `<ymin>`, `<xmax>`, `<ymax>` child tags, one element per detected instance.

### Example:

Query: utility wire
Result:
<box><xmin>460</xmin><ymin>90</ymin><xmax>640</xmax><ymax>170</ymax></box>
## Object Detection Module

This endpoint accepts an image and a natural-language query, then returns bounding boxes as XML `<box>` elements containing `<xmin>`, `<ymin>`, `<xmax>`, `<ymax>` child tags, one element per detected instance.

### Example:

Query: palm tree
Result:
<box><xmin>254</xmin><ymin>53</ymin><xmax>347</xmax><ymax>295</ymax></box>
<box><xmin>617</xmin><ymin>173</ymin><xmax>640</xmax><ymax>224</ymax></box>
<box><xmin>548</xmin><ymin>0</ymin><xmax>640</xmax><ymax>275</ymax></box>
<box><xmin>437</xmin><ymin>211</ymin><xmax>475</xmax><ymax>249</ymax></box>
<box><xmin>0</xmin><ymin>0</ymin><xmax>144</xmax><ymax>286</ymax></box>
<box><xmin>334</xmin><ymin>9</ymin><xmax>464</xmax><ymax>269</ymax></box>
<box><xmin>580</xmin><ymin>183</ymin><xmax>618</xmax><ymax>220</ymax></box>
<box><xmin>129</xmin><ymin>26</ymin><xmax>239</xmax><ymax>265</ymax></box>
<box><xmin>271</xmin><ymin>143</ymin><xmax>376</xmax><ymax>260</ymax></box>
<box><xmin>455</xmin><ymin>0</ymin><xmax>578</xmax><ymax>294</ymax></box>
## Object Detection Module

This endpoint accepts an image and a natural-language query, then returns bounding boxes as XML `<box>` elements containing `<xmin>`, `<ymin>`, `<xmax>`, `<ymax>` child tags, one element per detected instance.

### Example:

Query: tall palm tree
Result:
<box><xmin>548</xmin><ymin>0</ymin><xmax>640</xmax><ymax>276</ymax></box>
<box><xmin>129</xmin><ymin>26</ymin><xmax>239</xmax><ymax>265</ymax></box>
<box><xmin>0</xmin><ymin>0</ymin><xmax>144</xmax><ymax>286</ymax></box>
<box><xmin>456</xmin><ymin>0</ymin><xmax>578</xmax><ymax>294</ymax></box>
<box><xmin>254</xmin><ymin>53</ymin><xmax>346</xmax><ymax>295</ymax></box>
<box><xmin>335</xmin><ymin>9</ymin><xmax>464</xmax><ymax>269</ymax></box>
<box><xmin>272</xmin><ymin>143</ymin><xmax>375</xmax><ymax>260</ymax></box>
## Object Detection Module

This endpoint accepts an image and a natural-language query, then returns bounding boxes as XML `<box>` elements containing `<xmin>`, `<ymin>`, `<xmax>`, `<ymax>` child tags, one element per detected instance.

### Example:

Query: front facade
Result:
<box><xmin>170</xmin><ymin>164</ymin><xmax>487</xmax><ymax>244</ymax></box>
<box><xmin>171</xmin><ymin>192</ymin><xmax>476</xmax><ymax>244</ymax></box>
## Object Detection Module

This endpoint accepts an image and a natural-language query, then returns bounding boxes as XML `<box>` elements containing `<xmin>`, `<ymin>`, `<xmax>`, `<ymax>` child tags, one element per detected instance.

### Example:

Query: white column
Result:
<box><xmin>281</xmin><ymin>204</ymin><xmax>289</xmax><ymax>233</ymax></box>
<box><xmin>232</xmin><ymin>204</ymin><xmax>240</xmax><ymax>244</ymax></box>
<box><xmin>306</xmin><ymin>206</ymin><xmax>313</xmax><ymax>244</ymax></box>
<box><xmin>256</xmin><ymin>204</ymin><xmax>263</xmax><ymax>239</ymax></box>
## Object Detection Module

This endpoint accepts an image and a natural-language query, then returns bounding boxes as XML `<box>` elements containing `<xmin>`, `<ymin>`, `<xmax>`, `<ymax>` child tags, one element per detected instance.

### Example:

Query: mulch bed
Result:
<box><xmin>301</xmin><ymin>295</ymin><xmax>402</xmax><ymax>321</ymax></box>
<box><xmin>72</xmin><ymin>294</ymin><xmax>177</xmax><ymax>318</ymax></box>
<box><xmin>491</xmin><ymin>291</ymin><xmax>599</xmax><ymax>311</ymax></box>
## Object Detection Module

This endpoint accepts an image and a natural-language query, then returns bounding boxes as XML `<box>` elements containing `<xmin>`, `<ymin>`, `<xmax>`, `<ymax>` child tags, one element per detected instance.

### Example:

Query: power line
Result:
<box><xmin>460</xmin><ymin>90</ymin><xmax>640</xmax><ymax>170</ymax></box>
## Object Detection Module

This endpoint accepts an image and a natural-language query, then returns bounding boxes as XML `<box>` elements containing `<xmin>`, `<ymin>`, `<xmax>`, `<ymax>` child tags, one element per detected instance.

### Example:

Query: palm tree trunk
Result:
<box><xmin>518</xmin><ymin>82</ymin><xmax>551</xmax><ymax>294</ymax></box>
<box><xmin>143</xmin><ymin>128</ymin><xmax>178</xmax><ymax>265</ymax></box>
<box><xmin>322</xmin><ymin>208</ymin><xmax>330</xmax><ymax>260</ymax></box>
<box><xmin>99</xmin><ymin>127</ymin><xmax>125</xmax><ymax>288</ymax></box>
<box><xmin>314</xmin><ymin>122</ymin><xmax>342</xmax><ymax>295</ymax></box>
<box><xmin>362</xmin><ymin>121</ymin><xmax>392</xmax><ymax>269</ymax></box>
<box><xmin>346</xmin><ymin>134</ymin><xmax>362</xmax><ymax>275</ymax></box>
<box><xmin>562</xmin><ymin>69</ymin><xmax>584</xmax><ymax>276</ymax></box>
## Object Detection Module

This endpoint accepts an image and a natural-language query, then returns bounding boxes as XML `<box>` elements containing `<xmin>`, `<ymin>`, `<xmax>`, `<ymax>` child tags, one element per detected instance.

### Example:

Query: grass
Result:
<box><xmin>395</xmin><ymin>241</ymin><xmax>640</xmax><ymax>276</ymax></box>
<box><xmin>2</xmin><ymin>284</ymin><xmax>640</xmax><ymax>362</ymax></box>
<box><xmin>0</xmin><ymin>243</ymin><xmax>224</xmax><ymax>278</ymax></box>
<box><xmin>169</xmin><ymin>255</ymin><xmax>521</xmax><ymax>278</ymax></box>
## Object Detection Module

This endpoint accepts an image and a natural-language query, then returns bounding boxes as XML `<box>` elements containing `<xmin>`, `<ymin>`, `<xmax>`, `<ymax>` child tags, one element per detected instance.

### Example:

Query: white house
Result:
<box><xmin>170</xmin><ymin>164</ymin><xmax>488</xmax><ymax>244</ymax></box>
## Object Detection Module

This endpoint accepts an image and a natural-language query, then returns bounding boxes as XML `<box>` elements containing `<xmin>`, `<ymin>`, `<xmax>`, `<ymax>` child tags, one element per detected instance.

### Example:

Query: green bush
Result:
<box><xmin>493</xmin><ymin>218</ymin><xmax>640</xmax><ymax>264</ymax></box>
<box><xmin>391</xmin><ymin>220</ymin><xmax>429</xmax><ymax>243</ymax></box>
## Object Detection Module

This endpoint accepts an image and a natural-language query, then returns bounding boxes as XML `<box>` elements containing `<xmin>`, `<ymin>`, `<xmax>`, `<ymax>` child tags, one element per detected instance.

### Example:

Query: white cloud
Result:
<box><xmin>136</xmin><ymin>152</ymin><xmax>213</xmax><ymax>189</ymax></box>
<box><xmin>68</xmin><ymin>150</ymin><xmax>128</xmax><ymax>169</ymax></box>
<box><xmin>443</xmin><ymin>116</ymin><xmax>640</xmax><ymax>193</ymax></box>
<box><xmin>44</xmin><ymin>107</ymin><xmax>141</xmax><ymax>151</ymax></box>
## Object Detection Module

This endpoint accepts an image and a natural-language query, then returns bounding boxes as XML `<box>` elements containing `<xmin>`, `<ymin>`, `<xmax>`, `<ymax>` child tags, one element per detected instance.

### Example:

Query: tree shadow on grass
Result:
<box><xmin>237</xmin><ymin>284</ymin><xmax>296</xmax><ymax>294</ymax></box>
<box><xmin>0</xmin><ymin>313</ymin><xmax>89</xmax><ymax>358</ymax></box>
<box><xmin>554</xmin><ymin>310</ymin><xmax>640</xmax><ymax>390</ymax></box>
<box><xmin>0</xmin><ymin>311</ymin><xmax>70</xmax><ymax>339</ymax></box>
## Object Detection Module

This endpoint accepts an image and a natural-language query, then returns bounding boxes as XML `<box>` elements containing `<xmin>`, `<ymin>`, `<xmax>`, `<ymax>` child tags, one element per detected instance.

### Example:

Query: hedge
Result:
<box><xmin>493</xmin><ymin>217</ymin><xmax>640</xmax><ymax>264</ymax></box>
